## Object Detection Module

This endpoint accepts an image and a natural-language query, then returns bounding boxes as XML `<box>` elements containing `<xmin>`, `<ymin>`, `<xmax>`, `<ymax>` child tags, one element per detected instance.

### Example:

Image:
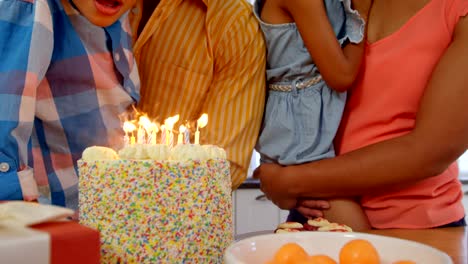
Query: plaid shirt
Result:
<box><xmin>0</xmin><ymin>0</ymin><xmax>139</xmax><ymax>210</ymax></box>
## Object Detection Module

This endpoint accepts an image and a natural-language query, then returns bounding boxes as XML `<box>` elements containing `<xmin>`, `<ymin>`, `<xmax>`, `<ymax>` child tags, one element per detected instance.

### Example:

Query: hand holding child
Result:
<box><xmin>254</xmin><ymin>164</ymin><xmax>330</xmax><ymax>217</ymax></box>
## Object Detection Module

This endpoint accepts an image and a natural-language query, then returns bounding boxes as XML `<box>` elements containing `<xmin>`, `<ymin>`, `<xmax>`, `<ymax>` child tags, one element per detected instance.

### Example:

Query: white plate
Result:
<box><xmin>224</xmin><ymin>231</ymin><xmax>452</xmax><ymax>264</ymax></box>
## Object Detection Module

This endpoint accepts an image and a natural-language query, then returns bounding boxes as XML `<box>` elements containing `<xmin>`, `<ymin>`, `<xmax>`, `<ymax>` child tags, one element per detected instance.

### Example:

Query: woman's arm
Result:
<box><xmin>283</xmin><ymin>0</ymin><xmax>372</xmax><ymax>91</ymax></box>
<box><xmin>256</xmin><ymin>15</ymin><xmax>468</xmax><ymax>200</ymax></box>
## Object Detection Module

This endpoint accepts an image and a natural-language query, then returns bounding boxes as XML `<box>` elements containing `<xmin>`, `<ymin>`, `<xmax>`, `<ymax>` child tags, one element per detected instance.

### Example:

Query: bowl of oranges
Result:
<box><xmin>224</xmin><ymin>232</ymin><xmax>452</xmax><ymax>264</ymax></box>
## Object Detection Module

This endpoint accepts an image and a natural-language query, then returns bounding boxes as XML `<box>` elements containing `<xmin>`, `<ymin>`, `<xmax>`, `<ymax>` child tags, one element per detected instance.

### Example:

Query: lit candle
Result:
<box><xmin>160</xmin><ymin>125</ymin><xmax>166</xmax><ymax>145</ymax></box>
<box><xmin>123</xmin><ymin>122</ymin><xmax>136</xmax><ymax>146</ymax></box>
<box><xmin>149</xmin><ymin>123</ymin><xmax>159</xmax><ymax>145</ymax></box>
<box><xmin>137</xmin><ymin>126</ymin><xmax>145</xmax><ymax>144</ymax></box>
<box><xmin>123</xmin><ymin>122</ymin><xmax>130</xmax><ymax>147</ymax></box>
<box><xmin>184</xmin><ymin>125</ymin><xmax>190</xmax><ymax>144</ymax></box>
<box><xmin>164</xmin><ymin>115</ymin><xmax>180</xmax><ymax>147</ymax></box>
<box><xmin>141</xmin><ymin>116</ymin><xmax>152</xmax><ymax>143</ymax></box>
<box><xmin>177</xmin><ymin>125</ymin><xmax>186</xmax><ymax>145</ymax></box>
<box><xmin>195</xmin><ymin>113</ymin><xmax>208</xmax><ymax>145</ymax></box>
<box><xmin>164</xmin><ymin>119</ymin><xmax>171</xmax><ymax>146</ymax></box>
<box><xmin>137</xmin><ymin>116</ymin><xmax>151</xmax><ymax>144</ymax></box>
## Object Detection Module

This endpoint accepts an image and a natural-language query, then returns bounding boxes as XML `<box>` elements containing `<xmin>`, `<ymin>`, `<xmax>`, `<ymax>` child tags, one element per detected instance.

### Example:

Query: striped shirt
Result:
<box><xmin>0</xmin><ymin>0</ymin><xmax>139</xmax><ymax>210</ymax></box>
<box><xmin>130</xmin><ymin>0</ymin><xmax>266</xmax><ymax>189</ymax></box>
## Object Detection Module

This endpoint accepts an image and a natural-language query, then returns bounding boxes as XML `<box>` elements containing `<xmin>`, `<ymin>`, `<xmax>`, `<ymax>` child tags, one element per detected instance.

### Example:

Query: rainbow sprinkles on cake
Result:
<box><xmin>78</xmin><ymin>113</ymin><xmax>234</xmax><ymax>263</ymax></box>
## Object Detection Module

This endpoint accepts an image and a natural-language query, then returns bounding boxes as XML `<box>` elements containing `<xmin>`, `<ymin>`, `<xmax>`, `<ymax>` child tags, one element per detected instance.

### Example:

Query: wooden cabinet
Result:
<box><xmin>233</xmin><ymin>189</ymin><xmax>288</xmax><ymax>236</ymax></box>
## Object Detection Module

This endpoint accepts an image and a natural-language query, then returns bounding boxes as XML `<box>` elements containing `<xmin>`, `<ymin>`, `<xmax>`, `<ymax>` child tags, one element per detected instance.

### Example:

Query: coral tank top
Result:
<box><xmin>335</xmin><ymin>0</ymin><xmax>468</xmax><ymax>228</ymax></box>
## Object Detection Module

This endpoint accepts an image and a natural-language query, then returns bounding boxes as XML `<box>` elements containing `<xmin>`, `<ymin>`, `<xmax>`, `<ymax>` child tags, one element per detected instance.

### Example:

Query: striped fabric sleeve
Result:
<box><xmin>203</xmin><ymin>7</ymin><xmax>266</xmax><ymax>189</ymax></box>
<box><xmin>0</xmin><ymin>0</ymin><xmax>53</xmax><ymax>200</ymax></box>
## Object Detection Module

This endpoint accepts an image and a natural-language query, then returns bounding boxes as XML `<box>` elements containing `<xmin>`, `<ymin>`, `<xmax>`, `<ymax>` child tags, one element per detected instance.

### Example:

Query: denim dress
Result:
<box><xmin>254</xmin><ymin>0</ymin><xmax>365</xmax><ymax>166</ymax></box>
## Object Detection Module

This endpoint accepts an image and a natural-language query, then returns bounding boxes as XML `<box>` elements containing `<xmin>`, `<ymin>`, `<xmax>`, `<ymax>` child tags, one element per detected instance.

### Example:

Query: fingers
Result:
<box><xmin>298</xmin><ymin>199</ymin><xmax>330</xmax><ymax>210</ymax></box>
<box><xmin>252</xmin><ymin>166</ymin><xmax>260</xmax><ymax>179</ymax></box>
<box><xmin>275</xmin><ymin>199</ymin><xmax>298</xmax><ymax>210</ymax></box>
<box><xmin>296</xmin><ymin>206</ymin><xmax>324</xmax><ymax>218</ymax></box>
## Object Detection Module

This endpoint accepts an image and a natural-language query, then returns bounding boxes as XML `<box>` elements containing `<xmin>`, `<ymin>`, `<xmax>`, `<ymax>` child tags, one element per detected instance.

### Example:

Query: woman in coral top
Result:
<box><xmin>254</xmin><ymin>0</ymin><xmax>468</xmax><ymax>229</ymax></box>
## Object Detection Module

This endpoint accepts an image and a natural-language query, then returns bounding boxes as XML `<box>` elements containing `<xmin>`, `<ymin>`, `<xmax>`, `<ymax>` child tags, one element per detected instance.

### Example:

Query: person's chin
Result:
<box><xmin>87</xmin><ymin>15</ymin><xmax>120</xmax><ymax>27</ymax></box>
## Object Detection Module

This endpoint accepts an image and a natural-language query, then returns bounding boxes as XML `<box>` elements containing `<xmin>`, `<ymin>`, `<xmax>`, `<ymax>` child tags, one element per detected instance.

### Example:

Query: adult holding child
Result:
<box><xmin>130</xmin><ymin>0</ymin><xmax>267</xmax><ymax>189</ymax></box>
<box><xmin>255</xmin><ymin>0</ymin><xmax>468</xmax><ymax>229</ymax></box>
<box><xmin>253</xmin><ymin>0</ymin><xmax>374</xmax><ymax>231</ymax></box>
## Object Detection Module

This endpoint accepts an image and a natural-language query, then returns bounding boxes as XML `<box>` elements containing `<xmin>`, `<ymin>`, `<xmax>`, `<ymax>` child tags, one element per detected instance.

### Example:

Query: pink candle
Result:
<box><xmin>184</xmin><ymin>129</ymin><xmax>190</xmax><ymax>144</ymax></box>
<box><xmin>160</xmin><ymin>125</ymin><xmax>166</xmax><ymax>145</ymax></box>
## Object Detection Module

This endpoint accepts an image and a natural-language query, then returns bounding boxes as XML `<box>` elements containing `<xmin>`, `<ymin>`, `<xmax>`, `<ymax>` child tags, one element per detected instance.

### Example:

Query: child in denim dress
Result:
<box><xmin>254</xmin><ymin>0</ymin><xmax>373</xmax><ymax>230</ymax></box>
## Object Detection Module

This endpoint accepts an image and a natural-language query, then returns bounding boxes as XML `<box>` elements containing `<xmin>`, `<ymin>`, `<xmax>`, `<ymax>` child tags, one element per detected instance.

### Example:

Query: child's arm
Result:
<box><xmin>296</xmin><ymin>197</ymin><xmax>371</xmax><ymax>231</ymax></box>
<box><xmin>269</xmin><ymin>0</ymin><xmax>372</xmax><ymax>92</ymax></box>
<box><xmin>322</xmin><ymin>198</ymin><xmax>371</xmax><ymax>231</ymax></box>
<box><xmin>0</xmin><ymin>0</ymin><xmax>52</xmax><ymax>201</ymax></box>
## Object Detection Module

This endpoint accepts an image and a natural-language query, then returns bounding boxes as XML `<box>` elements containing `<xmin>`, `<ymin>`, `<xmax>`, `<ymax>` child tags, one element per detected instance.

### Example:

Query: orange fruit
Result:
<box><xmin>392</xmin><ymin>261</ymin><xmax>416</xmax><ymax>264</ymax></box>
<box><xmin>307</xmin><ymin>255</ymin><xmax>337</xmax><ymax>264</ymax></box>
<box><xmin>272</xmin><ymin>242</ymin><xmax>309</xmax><ymax>264</ymax></box>
<box><xmin>293</xmin><ymin>257</ymin><xmax>316</xmax><ymax>264</ymax></box>
<box><xmin>339</xmin><ymin>239</ymin><xmax>380</xmax><ymax>264</ymax></box>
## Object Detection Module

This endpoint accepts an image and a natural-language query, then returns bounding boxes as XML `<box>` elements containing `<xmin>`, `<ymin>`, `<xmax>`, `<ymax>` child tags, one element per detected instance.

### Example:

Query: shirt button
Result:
<box><xmin>115</xmin><ymin>52</ymin><xmax>120</xmax><ymax>62</ymax></box>
<box><xmin>0</xmin><ymin>162</ymin><xmax>10</xmax><ymax>172</ymax></box>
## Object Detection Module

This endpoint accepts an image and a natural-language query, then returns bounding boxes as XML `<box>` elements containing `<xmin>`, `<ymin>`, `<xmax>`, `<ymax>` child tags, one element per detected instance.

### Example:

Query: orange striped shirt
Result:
<box><xmin>130</xmin><ymin>0</ymin><xmax>266</xmax><ymax>189</ymax></box>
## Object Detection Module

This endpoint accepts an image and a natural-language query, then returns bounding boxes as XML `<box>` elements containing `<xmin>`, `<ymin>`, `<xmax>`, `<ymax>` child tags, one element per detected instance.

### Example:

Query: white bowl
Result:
<box><xmin>224</xmin><ymin>232</ymin><xmax>452</xmax><ymax>264</ymax></box>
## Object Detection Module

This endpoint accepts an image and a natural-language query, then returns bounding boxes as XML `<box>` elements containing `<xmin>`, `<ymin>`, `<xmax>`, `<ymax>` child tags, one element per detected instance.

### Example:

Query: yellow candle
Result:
<box><xmin>178</xmin><ymin>125</ymin><xmax>186</xmax><ymax>145</ymax></box>
<box><xmin>166</xmin><ymin>129</ymin><xmax>170</xmax><ymax>146</ymax></box>
<box><xmin>150</xmin><ymin>131</ymin><xmax>157</xmax><ymax>145</ymax></box>
<box><xmin>194</xmin><ymin>130</ymin><xmax>200</xmax><ymax>145</ymax></box>
<box><xmin>177</xmin><ymin>133</ymin><xmax>183</xmax><ymax>145</ymax></box>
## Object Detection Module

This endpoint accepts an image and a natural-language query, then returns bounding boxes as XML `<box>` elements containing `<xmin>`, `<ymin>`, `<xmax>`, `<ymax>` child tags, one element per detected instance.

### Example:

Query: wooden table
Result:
<box><xmin>235</xmin><ymin>227</ymin><xmax>467</xmax><ymax>264</ymax></box>
<box><xmin>370</xmin><ymin>227</ymin><xmax>467</xmax><ymax>264</ymax></box>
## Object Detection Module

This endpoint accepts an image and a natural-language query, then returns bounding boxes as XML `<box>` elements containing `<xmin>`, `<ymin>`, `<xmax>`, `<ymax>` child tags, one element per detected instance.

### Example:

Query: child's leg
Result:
<box><xmin>322</xmin><ymin>198</ymin><xmax>371</xmax><ymax>231</ymax></box>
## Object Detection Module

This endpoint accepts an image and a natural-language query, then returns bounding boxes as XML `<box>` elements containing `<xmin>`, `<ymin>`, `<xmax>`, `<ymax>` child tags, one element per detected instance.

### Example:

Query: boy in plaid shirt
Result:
<box><xmin>0</xmin><ymin>0</ymin><xmax>139</xmax><ymax>211</ymax></box>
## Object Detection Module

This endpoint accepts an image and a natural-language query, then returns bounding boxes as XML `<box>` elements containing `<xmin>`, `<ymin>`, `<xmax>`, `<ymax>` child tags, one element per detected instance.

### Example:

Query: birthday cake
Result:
<box><xmin>78</xmin><ymin>143</ymin><xmax>233</xmax><ymax>263</ymax></box>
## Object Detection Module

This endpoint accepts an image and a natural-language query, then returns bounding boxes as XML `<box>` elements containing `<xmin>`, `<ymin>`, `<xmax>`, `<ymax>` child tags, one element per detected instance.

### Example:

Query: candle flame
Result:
<box><xmin>164</xmin><ymin>114</ymin><xmax>180</xmax><ymax>130</ymax></box>
<box><xmin>150</xmin><ymin>122</ymin><xmax>159</xmax><ymax>133</ymax></box>
<box><xmin>139</xmin><ymin>116</ymin><xmax>152</xmax><ymax>129</ymax></box>
<box><xmin>197</xmin><ymin>113</ymin><xmax>208</xmax><ymax>130</ymax></box>
<box><xmin>179</xmin><ymin>125</ymin><xmax>187</xmax><ymax>133</ymax></box>
<box><xmin>171</xmin><ymin>114</ymin><xmax>180</xmax><ymax>124</ymax></box>
<box><xmin>123</xmin><ymin>121</ymin><xmax>137</xmax><ymax>133</ymax></box>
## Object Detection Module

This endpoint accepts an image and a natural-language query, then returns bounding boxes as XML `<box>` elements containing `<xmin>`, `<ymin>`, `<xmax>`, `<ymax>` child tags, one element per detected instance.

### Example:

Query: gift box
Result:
<box><xmin>0</xmin><ymin>202</ymin><xmax>100</xmax><ymax>264</ymax></box>
<box><xmin>33</xmin><ymin>221</ymin><xmax>100</xmax><ymax>264</ymax></box>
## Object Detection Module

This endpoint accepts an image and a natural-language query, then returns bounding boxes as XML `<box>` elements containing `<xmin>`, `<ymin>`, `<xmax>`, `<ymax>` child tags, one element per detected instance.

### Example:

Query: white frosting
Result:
<box><xmin>170</xmin><ymin>144</ymin><xmax>209</xmax><ymax>161</ymax></box>
<box><xmin>83</xmin><ymin>144</ymin><xmax>226</xmax><ymax>161</ymax></box>
<box><xmin>82</xmin><ymin>146</ymin><xmax>119</xmax><ymax>161</ymax></box>
<box><xmin>145</xmin><ymin>145</ymin><xmax>171</xmax><ymax>160</ymax></box>
<box><xmin>118</xmin><ymin>144</ymin><xmax>170</xmax><ymax>160</ymax></box>
<box><xmin>118</xmin><ymin>144</ymin><xmax>148</xmax><ymax>160</ymax></box>
<box><xmin>202</xmin><ymin>145</ymin><xmax>227</xmax><ymax>159</ymax></box>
